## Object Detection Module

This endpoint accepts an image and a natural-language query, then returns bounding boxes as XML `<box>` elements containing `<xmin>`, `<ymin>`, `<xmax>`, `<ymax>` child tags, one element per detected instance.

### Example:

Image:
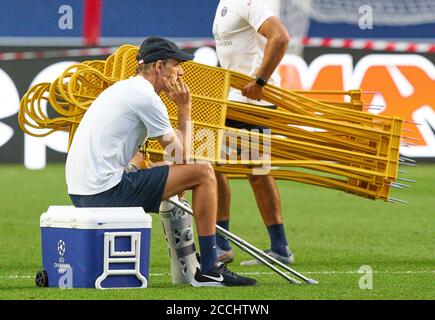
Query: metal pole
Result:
<box><xmin>168</xmin><ymin>198</ymin><xmax>318</xmax><ymax>285</ymax></box>
<box><xmin>216</xmin><ymin>227</ymin><xmax>301</xmax><ymax>284</ymax></box>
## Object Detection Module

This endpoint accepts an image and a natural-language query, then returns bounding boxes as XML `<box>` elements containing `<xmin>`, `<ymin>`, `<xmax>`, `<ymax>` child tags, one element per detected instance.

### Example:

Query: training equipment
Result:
<box><xmin>168</xmin><ymin>198</ymin><xmax>318</xmax><ymax>285</ymax></box>
<box><xmin>37</xmin><ymin>206</ymin><xmax>152</xmax><ymax>289</ymax></box>
<box><xmin>159</xmin><ymin>196</ymin><xmax>200</xmax><ymax>284</ymax></box>
<box><xmin>18</xmin><ymin>44</ymin><xmax>413</xmax><ymax>203</ymax></box>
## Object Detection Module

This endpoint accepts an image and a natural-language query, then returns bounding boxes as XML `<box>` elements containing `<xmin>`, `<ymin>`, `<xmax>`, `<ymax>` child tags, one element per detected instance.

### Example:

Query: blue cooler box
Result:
<box><xmin>38</xmin><ymin>206</ymin><xmax>152</xmax><ymax>289</ymax></box>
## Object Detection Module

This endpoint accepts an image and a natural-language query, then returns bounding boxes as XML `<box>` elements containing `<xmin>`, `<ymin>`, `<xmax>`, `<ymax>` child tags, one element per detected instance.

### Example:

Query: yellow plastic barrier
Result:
<box><xmin>18</xmin><ymin>45</ymin><xmax>407</xmax><ymax>201</ymax></box>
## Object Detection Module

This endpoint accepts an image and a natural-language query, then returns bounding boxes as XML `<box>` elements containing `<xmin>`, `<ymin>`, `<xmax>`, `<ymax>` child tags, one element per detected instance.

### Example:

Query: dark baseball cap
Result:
<box><xmin>137</xmin><ymin>36</ymin><xmax>194</xmax><ymax>64</ymax></box>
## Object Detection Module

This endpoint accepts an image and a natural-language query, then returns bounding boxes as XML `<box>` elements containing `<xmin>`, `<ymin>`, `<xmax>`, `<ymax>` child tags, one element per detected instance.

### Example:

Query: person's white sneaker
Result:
<box><xmin>240</xmin><ymin>249</ymin><xmax>294</xmax><ymax>266</ymax></box>
<box><xmin>216</xmin><ymin>246</ymin><xmax>234</xmax><ymax>264</ymax></box>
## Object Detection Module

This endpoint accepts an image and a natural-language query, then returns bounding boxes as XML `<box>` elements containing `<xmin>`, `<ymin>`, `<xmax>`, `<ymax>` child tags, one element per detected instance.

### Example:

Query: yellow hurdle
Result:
<box><xmin>17</xmin><ymin>44</ymin><xmax>406</xmax><ymax>201</ymax></box>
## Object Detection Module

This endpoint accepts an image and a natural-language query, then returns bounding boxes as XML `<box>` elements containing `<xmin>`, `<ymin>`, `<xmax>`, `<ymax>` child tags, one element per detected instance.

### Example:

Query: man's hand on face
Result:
<box><xmin>242</xmin><ymin>81</ymin><xmax>264</xmax><ymax>101</ymax></box>
<box><xmin>163</xmin><ymin>74</ymin><xmax>191</xmax><ymax>109</ymax></box>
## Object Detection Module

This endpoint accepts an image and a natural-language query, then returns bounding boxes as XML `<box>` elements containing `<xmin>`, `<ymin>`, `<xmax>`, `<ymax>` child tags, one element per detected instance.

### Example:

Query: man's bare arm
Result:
<box><xmin>242</xmin><ymin>16</ymin><xmax>290</xmax><ymax>100</ymax></box>
<box><xmin>256</xmin><ymin>16</ymin><xmax>290</xmax><ymax>81</ymax></box>
<box><xmin>162</xmin><ymin>75</ymin><xmax>192</xmax><ymax>163</ymax></box>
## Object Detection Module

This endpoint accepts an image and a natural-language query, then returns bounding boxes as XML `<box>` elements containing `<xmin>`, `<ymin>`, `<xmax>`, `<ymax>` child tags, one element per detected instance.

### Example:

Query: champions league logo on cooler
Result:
<box><xmin>57</xmin><ymin>240</ymin><xmax>66</xmax><ymax>257</ymax></box>
<box><xmin>54</xmin><ymin>239</ymin><xmax>72</xmax><ymax>288</ymax></box>
<box><xmin>57</xmin><ymin>240</ymin><xmax>66</xmax><ymax>264</ymax></box>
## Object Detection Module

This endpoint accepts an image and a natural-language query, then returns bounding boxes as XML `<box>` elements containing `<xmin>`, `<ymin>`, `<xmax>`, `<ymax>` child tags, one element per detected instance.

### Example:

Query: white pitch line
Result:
<box><xmin>148</xmin><ymin>270</ymin><xmax>434</xmax><ymax>276</ymax></box>
<box><xmin>146</xmin><ymin>271</ymin><xmax>435</xmax><ymax>276</ymax></box>
<box><xmin>235</xmin><ymin>271</ymin><xmax>435</xmax><ymax>275</ymax></box>
<box><xmin>2</xmin><ymin>270</ymin><xmax>433</xmax><ymax>279</ymax></box>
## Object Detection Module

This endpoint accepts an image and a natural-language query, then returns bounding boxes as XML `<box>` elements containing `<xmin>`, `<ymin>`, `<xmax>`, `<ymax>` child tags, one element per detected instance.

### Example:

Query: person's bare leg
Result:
<box><xmin>214</xmin><ymin>173</ymin><xmax>233</xmax><ymax>259</ymax></box>
<box><xmin>161</xmin><ymin>164</ymin><xmax>258</xmax><ymax>282</ymax></box>
<box><xmin>162</xmin><ymin>163</ymin><xmax>219</xmax><ymax>273</ymax></box>
<box><xmin>248</xmin><ymin>174</ymin><xmax>282</xmax><ymax>225</ymax></box>
<box><xmin>245</xmin><ymin>174</ymin><xmax>291</xmax><ymax>260</ymax></box>
<box><xmin>162</xmin><ymin>163</ymin><xmax>217</xmax><ymax>236</ymax></box>
<box><xmin>216</xmin><ymin>173</ymin><xmax>231</xmax><ymax>221</ymax></box>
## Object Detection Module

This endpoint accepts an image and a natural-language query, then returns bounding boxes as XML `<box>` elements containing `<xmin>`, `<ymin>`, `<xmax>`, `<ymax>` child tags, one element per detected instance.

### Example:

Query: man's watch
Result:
<box><xmin>255</xmin><ymin>76</ymin><xmax>268</xmax><ymax>87</ymax></box>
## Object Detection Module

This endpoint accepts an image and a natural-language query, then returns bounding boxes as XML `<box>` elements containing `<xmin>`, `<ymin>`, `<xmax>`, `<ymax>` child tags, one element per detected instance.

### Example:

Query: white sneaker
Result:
<box><xmin>240</xmin><ymin>249</ymin><xmax>294</xmax><ymax>266</ymax></box>
<box><xmin>216</xmin><ymin>246</ymin><xmax>234</xmax><ymax>264</ymax></box>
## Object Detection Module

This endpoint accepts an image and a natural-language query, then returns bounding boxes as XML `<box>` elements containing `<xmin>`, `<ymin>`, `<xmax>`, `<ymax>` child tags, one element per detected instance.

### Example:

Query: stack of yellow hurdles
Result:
<box><xmin>18</xmin><ymin>44</ymin><xmax>407</xmax><ymax>202</ymax></box>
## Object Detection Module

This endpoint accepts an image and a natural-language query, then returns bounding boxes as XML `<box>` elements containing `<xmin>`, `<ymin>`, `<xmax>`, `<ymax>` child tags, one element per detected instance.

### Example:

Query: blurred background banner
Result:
<box><xmin>0</xmin><ymin>0</ymin><xmax>434</xmax><ymax>167</ymax></box>
<box><xmin>0</xmin><ymin>0</ymin><xmax>216</xmax><ymax>46</ymax></box>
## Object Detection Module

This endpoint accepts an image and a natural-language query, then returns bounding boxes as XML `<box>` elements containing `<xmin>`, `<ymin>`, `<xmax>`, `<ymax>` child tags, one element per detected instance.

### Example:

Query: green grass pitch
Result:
<box><xmin>0</xmin><ymin>164</ymin><xmax>433</xmax><ymax>300</ymax></box>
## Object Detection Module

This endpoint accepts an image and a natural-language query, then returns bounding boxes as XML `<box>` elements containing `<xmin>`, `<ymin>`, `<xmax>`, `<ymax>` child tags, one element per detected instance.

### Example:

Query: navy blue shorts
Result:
<box><xmin>69</xmin><ymin>165</ymin><xmax>170</xmax><ymax>213</ymax></box>
<box><xmin>225</xmin><ymin>104</ymin><xmax>277</xmax><ymax>131</ymax></box>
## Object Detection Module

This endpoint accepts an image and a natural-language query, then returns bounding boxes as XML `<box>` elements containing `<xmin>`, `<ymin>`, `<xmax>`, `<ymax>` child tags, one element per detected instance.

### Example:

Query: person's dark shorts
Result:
<box><xmin>69</xmin><ymin>165</ymin><xmax>170</xmax><ymax>213</ymax></box>
<box><xmin>225</xmin><ymin>104</ymin><xmax>277</xmax><ymax>131</ymax></box>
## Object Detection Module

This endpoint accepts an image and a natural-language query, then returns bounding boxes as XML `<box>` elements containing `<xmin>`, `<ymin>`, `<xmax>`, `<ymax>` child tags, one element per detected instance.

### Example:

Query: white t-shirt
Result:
<box><xmin>212</xmin><ymin>0</ymin><xmax>280</xmax><ymax>106</ymax></box>
<box><xmin>65</xmin><ymin>76</ymin><xmax>173</xmax><ymax>195</ymax></box>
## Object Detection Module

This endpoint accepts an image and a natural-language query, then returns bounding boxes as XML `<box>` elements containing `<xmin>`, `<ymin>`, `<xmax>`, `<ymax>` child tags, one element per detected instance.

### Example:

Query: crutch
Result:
<box><xmin>168</xmin><ymin>198</ymin><xmax>318</xmax><ymax>285</ymax></box>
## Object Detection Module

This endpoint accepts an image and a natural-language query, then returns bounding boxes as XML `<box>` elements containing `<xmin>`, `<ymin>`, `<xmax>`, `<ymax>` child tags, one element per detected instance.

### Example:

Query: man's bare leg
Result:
<box><xmin>160</xmin><ymin>163</ymin><xmax>257</xmax><ymax>286</ymax></box>
<box><xmin>161</xmin><ymin>162</ymin><xmax>218</xmax><ymax>273</ymax></box>
<box><xmin>216</xmin><ymin>173</ymin><xmax>284</xmax><ymax>226</ymax></box>
<box><xmin>247</xmin><ymin>174</ymin><xmax>282</xmax><ymax>225</ymax></box>
<box><xmin>216</xmin><ymin>172</ymin><xmax>231</xmax><ymax>220</ymax></box>
<box><xmin>214</xmin><ymin>173</ymin><xmax>233</xmax><ymax>261</ymax></box>
<box><xmin>162</xmin><ymin>163</ymin><xmax>217</xmax><ymax>236</ymax></box>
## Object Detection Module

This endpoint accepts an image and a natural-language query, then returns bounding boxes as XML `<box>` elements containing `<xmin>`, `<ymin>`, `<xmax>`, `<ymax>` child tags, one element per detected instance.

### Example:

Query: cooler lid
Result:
<box><xmin>40</xmin><ymin>206</ymin><xmax>152</xmax><ymax>229</ymax></box>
